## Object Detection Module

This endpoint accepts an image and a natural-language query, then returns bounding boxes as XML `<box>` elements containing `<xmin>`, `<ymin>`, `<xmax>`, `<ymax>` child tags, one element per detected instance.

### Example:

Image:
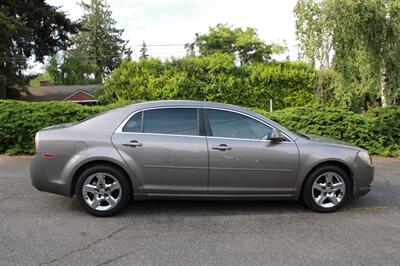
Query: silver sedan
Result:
<box><xmin>31</xmin><ymin>100</ymin><xmax>374</xmax><ymax>216</ymax></box>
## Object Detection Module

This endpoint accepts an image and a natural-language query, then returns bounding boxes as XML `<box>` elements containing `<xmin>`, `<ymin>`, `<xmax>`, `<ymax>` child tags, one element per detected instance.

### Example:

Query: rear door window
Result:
<box><xmin>143</xmin><ymin>108</ymin><xmax>199</xmax><ymax>136</ymax></box>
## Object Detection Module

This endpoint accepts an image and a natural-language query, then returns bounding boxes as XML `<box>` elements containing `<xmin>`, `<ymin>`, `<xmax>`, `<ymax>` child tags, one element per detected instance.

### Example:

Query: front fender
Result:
<box><xmin>294</xmin><ymin>143</ymin><xmax>359</xmax><ymax>196</ymax></box>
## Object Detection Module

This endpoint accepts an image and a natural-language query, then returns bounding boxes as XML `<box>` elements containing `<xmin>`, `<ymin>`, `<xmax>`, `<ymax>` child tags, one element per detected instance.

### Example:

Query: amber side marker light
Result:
<box><xmin>41</xmin><ymin>153</ymin><xmax>56</xmax><ymax>159</ymax></box>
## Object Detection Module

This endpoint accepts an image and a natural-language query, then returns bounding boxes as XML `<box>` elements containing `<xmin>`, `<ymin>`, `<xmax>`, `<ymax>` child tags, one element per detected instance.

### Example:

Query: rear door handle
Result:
<box><xmin>123</xmin><ymin>140</ymin><xmax>143</xmax><ymax>147</ymax></box>
<box><xmin>212</xmin><ymin>144</ymin><xmax>232</xmax><ymax>151</ymax></box>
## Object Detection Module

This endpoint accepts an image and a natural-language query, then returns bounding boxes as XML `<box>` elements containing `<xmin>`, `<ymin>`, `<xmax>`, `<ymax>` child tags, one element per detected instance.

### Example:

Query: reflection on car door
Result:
<box><xmin>112</xmin><ymin>107</ymin><xmax>209</xmax><ymax>194</ymax></box>
<box><xmin>204</xmin><ymin>108</ymin><xmax>299</xmax><ymax>195</ymax></box>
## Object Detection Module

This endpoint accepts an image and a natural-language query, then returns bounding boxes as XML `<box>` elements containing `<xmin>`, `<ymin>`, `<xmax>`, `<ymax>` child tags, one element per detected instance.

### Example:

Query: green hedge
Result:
<box><xmin>1</xmin><ymin>100</ymin><xmax>399</xmax><ymax>156</ymax></box>
<box><xmin>100</xmin><ymin>55</ymin><xmax>317</xmax><ymax>110</ymax></box>
<box><xmin>0</xmin><ymin>100</ymin><xmax>125</xmax><ymax>154</ymax></box>
<box><xmin>253</xmin><ymin>106</ymin><xmax>400</xmax><ymax>156</ymax></box>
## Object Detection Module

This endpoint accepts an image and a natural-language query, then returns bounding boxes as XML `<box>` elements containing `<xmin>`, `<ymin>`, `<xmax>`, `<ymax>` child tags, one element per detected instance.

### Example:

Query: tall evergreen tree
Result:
<box><xmin>0</xmin><ymin>0</ymin><xmax>77</xmax><ymax>98</ymax></box>
<box><xmin>73</xmin><ymin>0</ymin><xmax>130</xmax><ymax>80</ymax></box>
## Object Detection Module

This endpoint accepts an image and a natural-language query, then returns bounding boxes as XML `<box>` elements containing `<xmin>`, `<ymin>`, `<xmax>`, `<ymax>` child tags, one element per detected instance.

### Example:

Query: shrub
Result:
<box><xmin>100</xmin><ymin>55</ymin><xmax>317</xmax><ymax>110</ymax></box>
<box><xmin>0</xmin><ymin>101</ymin><xmax>115</xmax><ymax>154</ymax></box>
<box><xmin>253</xmin><ymin>106</ymin><xmax>400</xmax><ymax>156</ymax></box>
<box><xmin>0</xmin><ymin>100</ymin><xmax>399</xmax><ymax>156</ymax></box>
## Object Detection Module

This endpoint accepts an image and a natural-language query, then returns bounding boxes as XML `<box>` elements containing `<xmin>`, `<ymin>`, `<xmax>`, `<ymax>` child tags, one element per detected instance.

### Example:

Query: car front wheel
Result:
<box><xmin>302</xmin><ymin>165</ymin><xmax>350</xmax><ymax>212</ymax></box>
<box><xmin>75</xmin><ymin>164</ymin><xmax>132</xmax><ymax>217</ymax></box>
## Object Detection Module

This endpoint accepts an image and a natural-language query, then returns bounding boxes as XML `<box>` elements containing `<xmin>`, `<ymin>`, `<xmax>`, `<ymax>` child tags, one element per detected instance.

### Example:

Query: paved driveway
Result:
<box><xmin>1</xmin><ymin>156</ymin><xmax>399</xmax><ymax>265</ymax></box>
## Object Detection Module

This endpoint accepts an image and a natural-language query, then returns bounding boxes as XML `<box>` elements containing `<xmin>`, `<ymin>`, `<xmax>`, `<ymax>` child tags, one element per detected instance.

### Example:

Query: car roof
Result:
<box><xmin>124</xmin><ymin>100</ymin><xmax>241</xmax><ymax>110</ymax></box>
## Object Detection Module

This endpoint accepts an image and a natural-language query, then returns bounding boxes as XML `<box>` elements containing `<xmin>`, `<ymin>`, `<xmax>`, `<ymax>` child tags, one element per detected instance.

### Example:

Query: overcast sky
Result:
<box><xmin>39</xmin><ymin>0</ymin><xmax>299</xmax><ymax>71</ymax></box>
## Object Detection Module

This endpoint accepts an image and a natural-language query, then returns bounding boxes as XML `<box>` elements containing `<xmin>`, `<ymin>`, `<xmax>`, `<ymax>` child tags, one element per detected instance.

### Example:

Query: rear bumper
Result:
<box><xmin>30</xmin><ymin>154</ymin><xmax>72</xmax><ymax>197</ymax></box>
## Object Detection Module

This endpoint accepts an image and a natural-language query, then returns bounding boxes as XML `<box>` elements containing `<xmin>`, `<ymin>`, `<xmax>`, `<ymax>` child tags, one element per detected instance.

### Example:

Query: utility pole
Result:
<box><xmin>140</xmin><ymin>40</ymin><xmax>149</xmax><ymax>60</ymax></box>
<box><xmin>269</xmin><ymin>99</ymin><xmax>273</xmax><ymax>112</ymax></box>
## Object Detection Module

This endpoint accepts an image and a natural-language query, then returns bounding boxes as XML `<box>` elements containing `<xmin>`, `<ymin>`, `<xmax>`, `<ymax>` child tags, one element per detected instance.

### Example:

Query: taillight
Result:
<box><xmin>41</xmin><ymin>152</ymin><xmax>56</xmax><ymax>159</ymax></box>
<box><xmin>35</xmin><ymin>132</ymin><xmax>39</xmax><ymax>152</ymax></box>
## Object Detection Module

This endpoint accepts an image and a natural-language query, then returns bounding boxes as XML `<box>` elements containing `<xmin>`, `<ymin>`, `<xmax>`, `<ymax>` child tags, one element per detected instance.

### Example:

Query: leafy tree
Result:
<box><xmin>294</xmin><ymin>0</ymin><xmax>400</xmax><ymax>109</ymax></box>
<box><xmin>46</xmin><ymin>56</ymin><xmax>63</xmax><ymax>85</ymax></box>
<box><xmin>186</xmin><ymin>24</ymin><xmax>283</xmax><ymax>65</ymax></box>
<box><xmin>73</xmin><ymin>0</ymin><xmax>131</xmax><ymax>80</ymax></box>
<box><xmin>0</xmin><ymin>0</ymin><xmax>77</xmax><ymax>98</ymax></box>
<box><xmin>43</xmin><ymin>51</ymin><xmax>100</xmax><ymax>85</ymax></box>
<box><xmin>140</xmin><ymin>40</ymin><xmax>149</xmax><ymax>60</ymax></box>
<box><xmin>294</xmin><ymin>0</ymin><xmax>332</xmax><ymax>68</ymax></box>
<box><xmin>60</xmin><ymin>50</ymin><xmax>100</xmax><ymax>85</ymax></box>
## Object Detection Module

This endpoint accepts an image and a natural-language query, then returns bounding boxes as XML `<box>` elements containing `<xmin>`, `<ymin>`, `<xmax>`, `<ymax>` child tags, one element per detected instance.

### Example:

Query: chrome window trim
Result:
<box><xmin>114</xmin><ymin>105</ymin><xmax>293</xmax><ymax>143</ymax></box>
<box><xmin>203</xmin><ymin>107</ymin><xmax>294</xmax><ymax>143</ymax></box>
<box><xmin>114</xmin><ymin>131</ymin><xmax>206</xmax><ymax>138</ymax></box>
<box><xmin>114</xmin><ymin>106</ymin><xmax>203</xmax><ymax>138</ymax></box>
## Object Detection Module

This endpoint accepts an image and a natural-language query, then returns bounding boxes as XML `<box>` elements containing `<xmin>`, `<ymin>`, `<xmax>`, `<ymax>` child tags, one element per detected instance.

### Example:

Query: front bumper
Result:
<box><xmin>352</xmin><ymin>156</ymin><xmax>374</xmax><ymax>198</ymax></box>
<box><xmin>356</xmin><ymin>184</ymin><xmax>372</xmax><ymax>197</ymax></box>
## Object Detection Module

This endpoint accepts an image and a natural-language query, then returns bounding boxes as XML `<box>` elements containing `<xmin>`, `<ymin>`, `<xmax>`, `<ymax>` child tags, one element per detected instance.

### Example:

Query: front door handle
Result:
<box><xmin>212</xmin><ymin>144</ymin><xmax>232</xmax><ymax>151</ymax></box>
<box><xmin>123</xmin><ymin>140</ymin><xmax>143</xmax><ymax>148</ymax></box>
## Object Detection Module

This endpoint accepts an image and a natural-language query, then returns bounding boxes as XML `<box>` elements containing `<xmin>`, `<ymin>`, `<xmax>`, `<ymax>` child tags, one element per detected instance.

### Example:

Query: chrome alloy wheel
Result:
<box><xmin>82</xmin><ymin>172</ymin><xmax>122</xmax><ymax>211</ymax></box>
<box><xmin>312</xmin><ymin>172</ymin><xmax>346</xmax><ymax>208</ymax></box>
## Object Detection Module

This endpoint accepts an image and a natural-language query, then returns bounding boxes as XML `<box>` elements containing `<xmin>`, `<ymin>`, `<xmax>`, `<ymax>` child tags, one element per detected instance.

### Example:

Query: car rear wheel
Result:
<box><xmin>75</xmin><ymin>164</ymin><xmax>132</xmax><ymax>217</ymax></box>
<box><xmin>302</xmin><ymin>165</ymin><xmax>350</xmax><ymax>213</ymax></box>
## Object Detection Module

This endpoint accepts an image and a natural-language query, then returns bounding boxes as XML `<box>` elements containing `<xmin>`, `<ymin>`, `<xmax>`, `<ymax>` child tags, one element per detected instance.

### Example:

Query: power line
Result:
<box><xmin>2</xmin><ymin>43</ymin><xmax>299</xmax><ymax>51</ymax></box>
<box><xmin>1</xmin><ymin>42</ymin><xmax>299</xmax><ymax>60</ymax></box>
<box><xmin>131</xmin><ymin>44</ymin><xmax>186</xmax><ymax>47</ymax></box>
<box><xmin>131</xmin><ymin>43</ymin><xmax>300</xmax><ymax>48</ymax></box>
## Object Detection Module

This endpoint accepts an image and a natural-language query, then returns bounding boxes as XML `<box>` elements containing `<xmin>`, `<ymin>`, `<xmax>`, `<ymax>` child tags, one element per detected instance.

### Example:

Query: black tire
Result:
<box><xmin>302</xmin><ymin>165</ymin><xmax>350</xmax><ymax>213</ymax></box>
<box><xmin>75</xmin><ymin>164</ymin><xmax>132</xmax><ymax>217</ymax></box>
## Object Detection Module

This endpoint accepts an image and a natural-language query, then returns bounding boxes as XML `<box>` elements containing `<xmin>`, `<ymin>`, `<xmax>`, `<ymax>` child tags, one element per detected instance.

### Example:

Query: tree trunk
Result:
<box><xmin>0</xmin><ymin>76</ymin><xmax>6</xmax><ymax>99</ymax></box>
<box><xmin>392</xmin><ymin>89</ymin><xmax>398</xmax><ymax>105</ymax></box>
<box><xmin>390</xmin><ymin>64</ymin><xmax>398</xmax><ymax>105</ymax></box>
<box><xmin>380</xmin><ymin>66</ymin><xmax>388</xmax><ymax>107</ymax></box>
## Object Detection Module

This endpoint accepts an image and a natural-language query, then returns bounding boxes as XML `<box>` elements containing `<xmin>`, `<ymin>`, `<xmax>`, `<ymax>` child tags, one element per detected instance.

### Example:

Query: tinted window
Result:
<box><xmin>206</xmin><ymin>109</ymin><xmax>272</xmax><ymax>140</ymax></box>
<box><xmin>123</xmin><ymin>112</ymin><xmax>142</xmax><ymax>132</ymax></box>
<box><xmin>143</xmin><ymin>108</ymin><xmax>199</xmax><ymax>136</ymax></box>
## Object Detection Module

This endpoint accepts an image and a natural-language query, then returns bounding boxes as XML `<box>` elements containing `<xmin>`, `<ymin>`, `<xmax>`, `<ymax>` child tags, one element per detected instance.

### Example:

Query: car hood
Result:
<box><xmin>305</xmin><ymin>134</ymin><xmax>361</xmax><ymax>150</ymax></box>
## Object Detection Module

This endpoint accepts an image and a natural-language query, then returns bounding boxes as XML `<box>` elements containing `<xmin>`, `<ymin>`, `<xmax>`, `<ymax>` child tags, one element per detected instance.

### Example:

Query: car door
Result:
<box><xmin>112</xmin><ymin>107</ymin><xmax>208</xmax><ymax>194</ymax></box>
<box><xmin>204</xmin><ymin>108</ymin><xmax>299</xmax><ymax>195</ymax></box>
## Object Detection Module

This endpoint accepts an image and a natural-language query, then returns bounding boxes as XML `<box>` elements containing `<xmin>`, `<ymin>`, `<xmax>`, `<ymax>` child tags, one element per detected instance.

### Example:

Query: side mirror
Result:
<box><xmin>270</xmin><ymin>129</ymin><xmax>283</xmax><ymax>142</ymax></box>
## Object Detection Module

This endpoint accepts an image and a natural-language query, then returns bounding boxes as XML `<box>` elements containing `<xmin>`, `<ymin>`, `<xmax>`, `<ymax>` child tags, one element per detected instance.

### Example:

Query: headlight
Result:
<box><xmin>357</xmin><ymin>150</ymin><xmax>372</xmax><ymax>166</ymax></box>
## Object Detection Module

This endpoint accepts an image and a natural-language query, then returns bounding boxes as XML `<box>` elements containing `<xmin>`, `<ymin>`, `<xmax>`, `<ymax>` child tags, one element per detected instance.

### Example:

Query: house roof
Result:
<box><xmin>21</xmin><ymin>84</ymin><xmax>101</xmax><ymax>102</ymax></box>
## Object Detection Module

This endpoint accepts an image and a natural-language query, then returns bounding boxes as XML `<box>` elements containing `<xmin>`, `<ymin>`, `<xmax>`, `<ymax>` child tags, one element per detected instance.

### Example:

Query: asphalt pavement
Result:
<box><xmin>1</xmin><ymin>156</ymin><xmax>399</xmax><ymax>266</ymax></box>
